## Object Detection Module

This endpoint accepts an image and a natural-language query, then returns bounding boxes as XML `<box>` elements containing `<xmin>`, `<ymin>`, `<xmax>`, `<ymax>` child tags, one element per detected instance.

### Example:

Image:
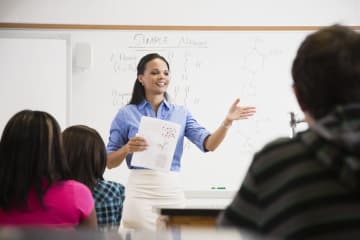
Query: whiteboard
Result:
<box><xmin>0</xmin><ymin>31</ymin><xmax>71</xmax><ymax>134</ymax></box>
<box><xmin>68</xmin><ymin>30</ymin><xmax>309</xmax><ymax>191</ymax></box>
<box><xmin>0</xmin><ymin>29</ymin><xmax>310</xmax><ymax>192</ymax></box>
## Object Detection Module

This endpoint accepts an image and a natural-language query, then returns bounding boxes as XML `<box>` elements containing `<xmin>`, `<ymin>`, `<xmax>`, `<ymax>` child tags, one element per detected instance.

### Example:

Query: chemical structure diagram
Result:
<box><xmin>239</xmin><ymin>38</ymin><xmax>282</xmax><ymax>97</ymax></box>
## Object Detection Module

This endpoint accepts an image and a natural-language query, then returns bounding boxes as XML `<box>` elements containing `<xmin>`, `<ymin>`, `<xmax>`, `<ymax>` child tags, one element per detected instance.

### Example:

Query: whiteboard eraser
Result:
<box><xmin>73</xmin><ymin>42</ymin><xmax>92</xmax><ymax>69</ymax></box>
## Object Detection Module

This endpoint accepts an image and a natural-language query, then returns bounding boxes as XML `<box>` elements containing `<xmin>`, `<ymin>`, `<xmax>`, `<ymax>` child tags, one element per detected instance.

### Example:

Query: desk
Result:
<box><xmin>157</xmin><ymin>191</ymin><xmax>234</xmax><ymax>229</ymax></box>
<box><xmin>158</xmin><ymin>205</ymin><xmax>224</xmax><ymax>228</ymax></box>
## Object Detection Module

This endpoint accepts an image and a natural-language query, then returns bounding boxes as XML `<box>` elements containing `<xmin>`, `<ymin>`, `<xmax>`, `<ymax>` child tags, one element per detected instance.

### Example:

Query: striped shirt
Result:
<box><xmin>93</xmin><ymin>180</ymin><xmax>125</xmax><ymax>231</ymax></box>
<box><xmin>219</xmin><ymin>106</ymin><xmax>360</xmax><ymax>239</ymax></box>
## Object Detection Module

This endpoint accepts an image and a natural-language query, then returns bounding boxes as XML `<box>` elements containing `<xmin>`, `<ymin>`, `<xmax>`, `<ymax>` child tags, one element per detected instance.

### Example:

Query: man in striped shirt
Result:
<box><xmin>218</xmin><ymin>24</ymin><xmax>360</xmax><ymax>239</ymax></box>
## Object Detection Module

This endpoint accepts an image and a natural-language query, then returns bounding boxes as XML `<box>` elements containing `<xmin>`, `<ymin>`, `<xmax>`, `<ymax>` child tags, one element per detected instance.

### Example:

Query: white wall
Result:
<box><xmin>0</xmin><ymin>0</ymin><xmax>359</xmax><ymax>26</ymax></box>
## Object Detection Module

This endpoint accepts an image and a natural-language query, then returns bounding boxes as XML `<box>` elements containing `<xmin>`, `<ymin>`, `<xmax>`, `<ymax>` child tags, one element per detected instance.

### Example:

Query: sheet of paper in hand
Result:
<box><xmin>131</xmin><ymin>116</ymin><xmax>181</xmax><ymax>171</ymax></box>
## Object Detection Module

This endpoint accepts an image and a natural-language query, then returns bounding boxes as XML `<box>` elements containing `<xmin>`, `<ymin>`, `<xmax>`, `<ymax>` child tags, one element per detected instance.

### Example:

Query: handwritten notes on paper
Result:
<box><xmin>131</xmin><ymin>117</ymin><xmax>180</xmax><ymax>171</ymax></box>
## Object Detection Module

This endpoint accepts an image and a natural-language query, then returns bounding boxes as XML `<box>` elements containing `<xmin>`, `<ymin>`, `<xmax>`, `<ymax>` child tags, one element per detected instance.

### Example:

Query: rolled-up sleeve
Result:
<box><xmin>185</xmin><ymin>111</ymin><xmax>211</xmax><ymax>152</ymax></box>
<box><xmin>107</xmin><ymin>109</ymin><xmax>128</xmax><ymax>153</ymax></box>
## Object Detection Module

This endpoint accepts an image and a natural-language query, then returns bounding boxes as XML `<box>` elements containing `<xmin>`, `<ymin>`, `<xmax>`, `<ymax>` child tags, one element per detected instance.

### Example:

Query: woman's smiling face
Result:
<box><xmin>138</xmin><ymin>58</ymin><xmax>170</xmax><ymax>97</ymax></box>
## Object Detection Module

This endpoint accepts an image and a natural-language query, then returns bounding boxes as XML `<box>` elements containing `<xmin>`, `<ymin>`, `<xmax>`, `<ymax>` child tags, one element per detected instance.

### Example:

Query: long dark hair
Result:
<box><xmin>128</xmin><ymin>53</ymin><xmax>170</xmax><ymax>104</ymax></box>
<box><xmin>0</xmin><ymin>110</ymin><xmax>69</xmax><ymax>211</ymax></box>
<box><xmin>62</xmin><ymin>125</ymin><xmax>107</xmax><ymax>191</ymax></box>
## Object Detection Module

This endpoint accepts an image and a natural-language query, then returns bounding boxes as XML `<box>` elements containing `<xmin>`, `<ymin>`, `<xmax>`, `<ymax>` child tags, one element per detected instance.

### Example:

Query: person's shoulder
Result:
<box><xmin>162</xmin><ymin>100</ymin><xmax>189</xmax><ymax>116</ymax></box>
<box><xmin>258</xmin><ymin>137</ymin><xmax>293</xmax><ymax>153</ymax></box>
<box><xmin>96</xmin><ymin>180</ymin><xmax>125</xmax><ymax>193</ymax></box>
<box><xmin>168</xmin><ymin>103</ymin><xmax>190</xmax><ymax>113</ymax></box>
<box><xmin>112</xmin><ymin>104</ymin><xmax>139</xmax><ymax>122</ymax></box>
<box><xmin>253</xmin><ymin>133</ymin><xmax>308</xmax><ymax>167</ymax></box>
<box><xmin>51</xmin><ymin>180</ymin><xmax>92</xmax><ymax>200</ymax></box>
<box><xmin>117</xmin><ymin>104</ymin><xmax>137</xmax><ymax>113</ymax></box>
<box><xmin>103</xmin><ymin>179</ymin><xmax>125</xmax><ymax>189</ymax></box>
<box><xmin>59</xmin><ymin>179</ymin><xmax>91</xmax><ymax>191</ymax></box>
<box><xmin>94</xmin><ymin>180</ymin><xmax>124</xmax><ymax>204</ymax></box>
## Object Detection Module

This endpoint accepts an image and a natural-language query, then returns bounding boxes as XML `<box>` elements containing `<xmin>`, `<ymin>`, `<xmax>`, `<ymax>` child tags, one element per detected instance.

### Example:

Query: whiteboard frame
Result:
<box><xmin>1</xmin><ymin>23</ymin><xmax>360</xmax><ymax>31</ymax></box>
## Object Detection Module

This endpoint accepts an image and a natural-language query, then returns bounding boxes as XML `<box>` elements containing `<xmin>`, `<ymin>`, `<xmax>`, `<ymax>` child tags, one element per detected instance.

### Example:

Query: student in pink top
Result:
<box><xmin>0</xmin><ymin>110</ymin><xmax>97</xmax><ymax>229</ymax></box>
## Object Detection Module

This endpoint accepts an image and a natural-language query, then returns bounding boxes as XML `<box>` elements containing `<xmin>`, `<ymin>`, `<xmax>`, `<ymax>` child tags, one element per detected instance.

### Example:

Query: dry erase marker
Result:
<box><xmin>211</xmin><ymin>187</ymin><xmax>226</xmax><ymax>190</ymax></box>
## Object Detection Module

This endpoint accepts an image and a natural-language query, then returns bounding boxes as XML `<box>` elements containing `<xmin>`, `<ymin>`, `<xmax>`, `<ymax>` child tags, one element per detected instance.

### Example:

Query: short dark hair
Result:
<box><xmin>62</xmin><ymin>125</ymin><xmax>107</xmax><ymax>191</ymax></box>
<box><xmin>0</xmin><ymin>110</ymin><xmax>69</xmax><ymax>211</ymax></box>
<box><xmin>129</xmin><ymin>53</ymin><xmax>170</xmax><ymax>105</ymax></box>
<box><xmin>292</xmin><ymin>24</ymin><xmax>360</xmax><ymax>119</ymax></box>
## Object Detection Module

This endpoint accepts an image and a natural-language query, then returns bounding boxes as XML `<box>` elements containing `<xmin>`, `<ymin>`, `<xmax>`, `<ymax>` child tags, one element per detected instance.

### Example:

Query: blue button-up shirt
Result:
<box><xmin>107</xmin><ymin>99</ymin><xmax>211</xmax><ymax>171</ymax></box>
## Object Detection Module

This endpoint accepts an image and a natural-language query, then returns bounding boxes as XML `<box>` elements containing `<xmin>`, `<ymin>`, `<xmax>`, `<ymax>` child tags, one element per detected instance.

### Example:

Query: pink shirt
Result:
<box><xmin>0</xmin><ymin>180</ymin><xmax>94</xmax><ymax>228</ymax></box>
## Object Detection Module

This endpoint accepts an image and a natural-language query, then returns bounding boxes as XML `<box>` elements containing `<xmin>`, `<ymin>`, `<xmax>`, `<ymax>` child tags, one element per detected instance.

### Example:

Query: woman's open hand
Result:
<box><xmin>226</xmin><ymin>98</ymin><xmax>256</xmax><ymax>122</ymax></box>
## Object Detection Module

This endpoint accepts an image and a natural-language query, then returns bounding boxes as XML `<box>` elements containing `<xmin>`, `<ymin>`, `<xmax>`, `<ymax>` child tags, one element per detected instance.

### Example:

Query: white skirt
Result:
<box><xmin>121</xmin><ymin>170</ymin><xmax>185</xmax><ymax>231</ymax></box>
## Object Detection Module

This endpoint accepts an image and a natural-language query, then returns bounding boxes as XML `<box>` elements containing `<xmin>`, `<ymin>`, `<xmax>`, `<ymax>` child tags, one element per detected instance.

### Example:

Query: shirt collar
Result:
<box><xmin>163</xmin><ymin>99</ymin><xmax>170</xmax><ymax>109</ymax></box>
<box><xmin>138</xmin><ymin>99</ymin><xmax>148</xmax><ymax>110</ymax></box>
<box><xmin>138</xmin><ymin>98</ymin><xmax>170</xmax><ymax>110</ymax></box>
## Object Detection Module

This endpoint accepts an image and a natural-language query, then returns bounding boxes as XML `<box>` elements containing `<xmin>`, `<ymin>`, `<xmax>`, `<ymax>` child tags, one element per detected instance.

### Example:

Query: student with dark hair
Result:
<box><xmin>63</xmin><ymin>125</ymin><xmax>125</xmax><ymax>231</ymax></box>
<box><xmin>106</xmin><ymin>53</ymin><xmax>256</xmax><ymax>230</ymax></box>
<box><xmin>218</xmin><ymin>24</ymin><xmax>360</xmax><ymax>239</ymax></box>
<box><xmin>0</xmin><ymin>110</ymin><xmax>97</xmax><ymax>229</ymax></box>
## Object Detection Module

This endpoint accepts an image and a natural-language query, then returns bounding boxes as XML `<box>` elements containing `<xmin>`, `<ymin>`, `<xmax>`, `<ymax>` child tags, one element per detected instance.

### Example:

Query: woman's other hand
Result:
<box><xmin>126</xmin><ymin>136</ymin><xmax>148</xmax><ymax>153</ymax></box>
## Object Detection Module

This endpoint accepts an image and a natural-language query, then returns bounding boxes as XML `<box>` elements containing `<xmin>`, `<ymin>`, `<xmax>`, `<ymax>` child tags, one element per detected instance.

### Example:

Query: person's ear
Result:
<box><xmin>293</xmin><ymin>85</ymin><xmax>312</xmax><ymax>124</ymax></box>
<box><xmin>138</xmin><ymin>75</ymin><xmax>144</xmax><ymax>86</ymax></box>
<box><xmin>293</xmin><ymin>85</ymin><xmax>304</xmax><ymax>111</ymax></box>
